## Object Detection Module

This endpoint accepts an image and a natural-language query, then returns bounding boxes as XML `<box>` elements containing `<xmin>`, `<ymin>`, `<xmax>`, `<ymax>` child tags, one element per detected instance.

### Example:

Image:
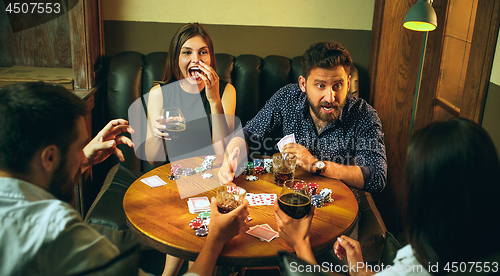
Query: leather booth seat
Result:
<box><xmin>84</xmin><ymin>51</ymin><xmax>384</xmax><ymax>267</ymax></box>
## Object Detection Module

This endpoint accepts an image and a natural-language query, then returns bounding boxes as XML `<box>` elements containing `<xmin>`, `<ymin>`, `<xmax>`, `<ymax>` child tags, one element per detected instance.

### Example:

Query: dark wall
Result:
<box><xmin>104</xmin><ymin>21</ymin><xmax>372</xmax><ymax>94</ymax></box>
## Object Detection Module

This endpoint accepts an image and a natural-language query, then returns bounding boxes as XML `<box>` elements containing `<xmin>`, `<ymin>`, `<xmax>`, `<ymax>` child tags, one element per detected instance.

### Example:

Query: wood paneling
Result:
<box><xmin>369</xmin><ymin>0</ymin><xmax>500</xmax><ymax>235</ymax></box>
<box><xmin>413</xmin><ymin>0</ymin><xmax>449</xmax><ymax>132</ymax></box>
<box><xmin>460</xmin><ymin>0</ymin><xmax>500</xmax><ymax>123</ymax></box>
<box><xmin>1</xmin><ymin>0</ymin><xmax>103</xmax><ymax>90</ymax></box>
<box><xmin>368</xmin><ymin>0</ymin><xmax>426</xmax><ymax>232</ymax></box>
<box><xmin>0</xmin><ymin>1</ymin><xmax>72</xmax><ymax>68</ymax></box>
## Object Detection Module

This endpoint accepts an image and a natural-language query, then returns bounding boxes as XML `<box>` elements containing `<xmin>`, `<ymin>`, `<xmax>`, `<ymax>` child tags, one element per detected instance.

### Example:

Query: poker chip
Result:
<box><xmin>264</xmin><ymin>159</ymin><xmax>273</xmax><ymax>173</ymax></box>
<box><xmin>201</xmin><ymin>173</ymin><xmax>213</xmax><ymax>179</ymax></box>
<box><xmin>308</xmin><ymin>182</ymin><xmax>319</xmax><ymax>196</ymax></box>
<box><xmin>171</xmin><ymin>167</ymin><xmax>183</xmax><ymax>175</ymax></box>
<box><xmin>246</xmin><ymin>175</ymin><xmax>259</xmax><ymax>181</ymax></box>
<box><xmin>194</xmin><ymin>167</ymin><xmax>206</xmax><ymax>173</ymax></box>
<box><xmin>254</xmin><ymin>166</ymin><xmax>265</xmax><ymax>174</ymax></box>
<box><xmin>189</xmin><ymin>218</ymin><xmax>204</xmax><ymax>230</ymax></box>
<box><xmin>246</xmin><ymin>162</ymin><xmax>254</xmax><ymax>170</ymax></box>
<box><xmin>198</xmin><ymin>211</ymin><xmax>211</xmax><ymax>219</ymax></box>
<box><xmin>202</xmin><ymin>217</ymin><xmax>211</xmax><ymax>226</ymax></box>
<box><xmin>195</xmin><ymin>226</ymin><xmax>209</xmax><ymax>236</ymax></box>
<box><xmin>243</xmin><ymin>168</ymin><xmax>252</xmax><ymax>175</ymax></box>
<box><xmin>168</xmin><ymin>175</ymin><xmax>180</xmax><ymax>180</ymax></box>
<box><xmin>182</xmin><ymin>168</ymin><xmax>195</xmax><ymax>176</ymax></box>
<box><xmin>170</xmin><ymin>164</ymin><xmax>182</xmax><ymax>173</ymax></box>
<box><xmin>311</xmin><ymin>194</ymin><xmax>324</xmax><ymax>208</ymax></box>
<box><xmin>202</xmin><ymin>156</ymin><xmax>216</xmax><ymax>170</ymax></box>
<box><xmin>320</xmin><ymin>188</ymin><xmax>334</xmax><ymax>203</ymax></box>
<box><xmin>293</xmin><ymin>182</ymin><xmax>305</xmax><ymax>190</ymax></box>
<box><xmin>204</xmin><ymin>155</ymin><xmax>216</xmax><ymax>162</ymax></box>
<box><xmin>253</xmin><ymin>159</ymin><xmax>263</xmax><ymax>167</ymax></box>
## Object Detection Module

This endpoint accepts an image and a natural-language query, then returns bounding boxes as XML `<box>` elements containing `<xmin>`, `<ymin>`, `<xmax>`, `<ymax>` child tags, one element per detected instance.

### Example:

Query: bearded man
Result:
<box><xmin>220</xmin><ymin>41</ymin><xmax>387</xmax><ymax>198</ymax></box>
<box><xmin>218</xmin><ymin>41</ymin><xmax>387</xmax><ymax>264</ymax></box>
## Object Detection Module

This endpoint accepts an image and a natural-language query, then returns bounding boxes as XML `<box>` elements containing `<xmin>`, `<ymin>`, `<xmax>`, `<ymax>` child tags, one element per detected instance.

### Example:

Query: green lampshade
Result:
<box><xmin>403</xmin><ymin>0</ymin><xmax>437</xmax><ymax>31</ymax></box>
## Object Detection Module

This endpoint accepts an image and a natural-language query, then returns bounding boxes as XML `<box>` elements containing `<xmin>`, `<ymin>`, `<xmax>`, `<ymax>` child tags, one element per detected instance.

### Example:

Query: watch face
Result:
<box><xmin>316</xmin><ymin>161</ymin><xmax>325</xmax><ymax>170</ymax></box>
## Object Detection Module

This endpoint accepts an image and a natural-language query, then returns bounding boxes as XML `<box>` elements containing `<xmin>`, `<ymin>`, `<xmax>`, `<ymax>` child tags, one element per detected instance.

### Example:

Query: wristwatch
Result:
<box><xmin>312</xmin><ymin>160</ymin><xmax>326</xmax><ymax>175</ymax></box>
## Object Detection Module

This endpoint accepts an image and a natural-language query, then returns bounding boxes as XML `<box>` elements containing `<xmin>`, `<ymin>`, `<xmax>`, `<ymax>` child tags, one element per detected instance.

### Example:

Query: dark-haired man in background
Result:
<box><xmin>0</xmin><ymin>82</ymin><xmax>248</xmax><ymax>276</ymax></box>
<box><xmin>0</xmin><ymin>82</ymin><xmax>136</xmax><ymax>274</ymax></box>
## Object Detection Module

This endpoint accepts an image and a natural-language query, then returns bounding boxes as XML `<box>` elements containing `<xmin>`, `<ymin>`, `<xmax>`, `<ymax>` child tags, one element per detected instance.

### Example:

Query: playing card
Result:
<box><xmin>246</xmin><ymin>225</ymin><xmax>279</xmax><ymax>242</ymax></box>
<box><xmin>278</xmin><ymin>133</ymin><xmax>296</xmax><ymax>152</ymax></box>
<box><xmin>247</xmin><ymin>193</ymin><xmax>277</xmax><ymax>206</ymax></box>
<box><xmin>140</xmin><ymin>175</ymin><xmax>168</xmax><ymax>188</ymax></box>
<box><xmin>187</xmin><ymin>197</ymin><xmax>211</xmax><ymax>214</ymax></box>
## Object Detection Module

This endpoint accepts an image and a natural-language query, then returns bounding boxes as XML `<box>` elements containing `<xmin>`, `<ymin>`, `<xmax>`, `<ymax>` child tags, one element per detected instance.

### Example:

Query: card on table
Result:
<box><xmin>140</xmin><ymin>175</ymin><xmax>168</xmax><ymax>188</ymax></box>
<box><xmin>278</xmin><ymin>133</ymin><xmax>296</xmax><ymax>152</ymax></box>
<box><xmin>246</xmin><ymin>225</ymin><xmax>279</xmax><ymax>242</ymax></box>
<box><xmin>187</xmin><ymin>197</ymin><xmax>211</xmax><ymax>214</ymax></box>
<box><xmin>245</xmin><ymin>193</ymin><xmax>277</xmax><ymax>206</ymax></box>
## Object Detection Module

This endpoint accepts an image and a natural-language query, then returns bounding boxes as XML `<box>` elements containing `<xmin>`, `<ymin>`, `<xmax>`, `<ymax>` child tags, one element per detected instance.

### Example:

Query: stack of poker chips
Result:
<box><xmin>190</xmin><ymin>212</ymin><xmax>211</xmax><ymax>236</ymax></box>
<box><xmin>320</xmin><ymin>188</ymin><xmax>334</xmax><ymax>203</ymax></box>
<box><xmin>253</xmin><ymin>159</ymin><xmax>263</xmax><ymax>167</ymax></box>
<box><xmin>293</xmin><ymin>181</ymin><xmax>306</xmax><ymax>193</ymax></box>
<box><xmin>254</xmin><ymin>166</ymin><xmax>265</xmax><ymax>174</ymax></box>
<box><xmin>243</xmin><ymin>161</ymin><xmax>253</xmax><ymax>175</ymax></box>
<box><xmin>168</xmin><ymin>164</ymin><xmax>184</xmax><ymax>180</ymax></box>
<box><xmin>311</xmin><ymin>194</ymin><xmax>324</xmax><ymax>207</ymax></box>
<box><xmin>171</xmin><ymin>164</ymin><xmax>183</xmax><ymax>176</ymax></box>
<box><xmin>202</xmin><ymin>156</ymin><xmax>216</xmax><ymax>170</ymax></box>
<box><xmin>308</xmin><ymin>182</ymin><xmax>319</xmax><ymax>197</ymax></box>
<box><xmin>182</xmin><ymin>168</ymin><xmax>195</xmax><ymax>176</ymax></box>
<box><xmin>264</xmin><ymin>158</ymin><xmax>273</xmax><ymax>173</ymax></box>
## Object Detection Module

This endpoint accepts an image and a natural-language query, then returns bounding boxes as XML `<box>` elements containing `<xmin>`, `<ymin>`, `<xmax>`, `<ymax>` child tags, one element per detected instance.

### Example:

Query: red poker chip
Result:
<box><xmin>189</xmin><ymin>219</ymin><xmax>203</xmax><ymax>230</ymax></box>
<box><xmin>254</xmin><ymin>166</ymin><xmax>265</xmax><ymax>174</ymax></box>
<box><xmin>294</xmin><ymin>182</ymin><xmax>305</xmax><ymax>189</ymax></box>
<box><xmin>308</xmin><ymin>182</ymin><xmax>319</xmax><ymax>195</ymax></box>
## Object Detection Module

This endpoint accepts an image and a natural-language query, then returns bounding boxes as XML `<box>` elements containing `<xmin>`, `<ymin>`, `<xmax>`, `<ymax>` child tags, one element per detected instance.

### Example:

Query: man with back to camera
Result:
<box><xmin>0</xmin><ymin>82</ymin><xmax>249</xmax><ymax>276</ymax></box>
<box><xmin>219</xmin><ymin>41</ymin><xmax>387</xmax><ymax>262</ymax></box>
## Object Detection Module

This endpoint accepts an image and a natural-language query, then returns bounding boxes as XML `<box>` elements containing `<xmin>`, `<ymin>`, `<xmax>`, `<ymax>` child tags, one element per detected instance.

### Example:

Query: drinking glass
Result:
<box><xmin>216</xmin><ymin>184</ymin><xmax>246</xmax><ymax>214</ymax></box>
<box><xmin>272</xmin><ymin>152</ymin><xmax>297</xmax><ymax>186</ymax></box>
<box><xmin>160</xmin><ymin>107</ymin><xmax>186</xmax><ymax>139</ymax></box>
<box><xmin>278</xmin><ymin>180</ymin><xmax>311</xmax><ymax>219</ymax></box>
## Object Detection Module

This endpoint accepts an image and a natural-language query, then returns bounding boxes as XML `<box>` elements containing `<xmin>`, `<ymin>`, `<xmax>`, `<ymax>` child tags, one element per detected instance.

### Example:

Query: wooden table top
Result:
<box><xmin>123</xmin><ymin>156</ymin><xmax>358</xmax><ymax>267</ymax></box>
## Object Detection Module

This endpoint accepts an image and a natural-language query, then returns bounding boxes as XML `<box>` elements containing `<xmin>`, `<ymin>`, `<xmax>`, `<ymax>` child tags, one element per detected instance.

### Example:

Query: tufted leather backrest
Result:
<box><xmin>104</xmin><ymin>51</ymin><xmax>359</xmax><ymax>173</ymax></box>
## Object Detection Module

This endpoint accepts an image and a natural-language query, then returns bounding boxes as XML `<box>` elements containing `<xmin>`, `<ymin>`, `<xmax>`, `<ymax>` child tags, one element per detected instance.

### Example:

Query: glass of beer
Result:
<box><xmin>278</xmin><ymin>180</ymin><xmax>311</xmax><ymax>219</ymax></box>
<box><xmin>216</xmin><ymin>184</ymin><xmax>246</xmax><ymax>214</ymax></box>
<box><xmin>272</xmin><ymin>152</ymin><xmax>297</xmax><ymax>186</ymax></box>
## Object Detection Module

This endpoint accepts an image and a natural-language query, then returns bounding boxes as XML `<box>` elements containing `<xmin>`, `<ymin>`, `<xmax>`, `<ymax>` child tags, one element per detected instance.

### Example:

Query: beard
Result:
<box><xmin>48</xmin><ymin>154</ymin><xmax>81</xmax><ymax>203</ymax></box>
<box><xmin>306</xmin><ymin>93</ymin><xmax>346</xmax><ymax>124</ymax></box>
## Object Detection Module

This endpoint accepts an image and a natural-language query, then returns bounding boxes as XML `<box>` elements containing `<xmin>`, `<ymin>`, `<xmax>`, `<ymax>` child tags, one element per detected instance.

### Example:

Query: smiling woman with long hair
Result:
<box><xmin>142</xmin><ymin>23</ymin><xmax>237</xmax><ymax>276</ymax></box>
<box><xmin>144</xmin><ymin>23</ymin><xmax>236</xmax><ymax>165</ymax></box>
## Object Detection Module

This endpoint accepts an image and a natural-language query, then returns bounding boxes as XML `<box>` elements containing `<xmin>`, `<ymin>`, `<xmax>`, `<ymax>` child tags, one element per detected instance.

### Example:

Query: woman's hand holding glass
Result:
<box><xmin>154</xmin><ymin>107</ymin><xmax>186</xmax><ymax>140</ymax></box>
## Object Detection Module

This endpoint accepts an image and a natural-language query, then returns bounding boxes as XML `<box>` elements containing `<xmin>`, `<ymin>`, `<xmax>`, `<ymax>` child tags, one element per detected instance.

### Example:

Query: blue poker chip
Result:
<box><xmin>195</xmin><ymin>226</ymin><xmax>209</xmax><ymax>236</ymax></box>
<box><xmin>311</xmin><ymin>194</ymin><xmax>324</xmax><ymax>207</ymax></box>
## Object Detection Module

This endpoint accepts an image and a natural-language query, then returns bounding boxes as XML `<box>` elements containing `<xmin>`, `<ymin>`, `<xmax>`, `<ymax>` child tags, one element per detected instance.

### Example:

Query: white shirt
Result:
<box><xmin>377</xmin><ymin>245</ymin><xmax>432</xmax><ymax>276</ymax></box>
<box><xmin>0</xmin><ymin>177</ymin><xmax>120</xmax><ymax>275</ymax></box>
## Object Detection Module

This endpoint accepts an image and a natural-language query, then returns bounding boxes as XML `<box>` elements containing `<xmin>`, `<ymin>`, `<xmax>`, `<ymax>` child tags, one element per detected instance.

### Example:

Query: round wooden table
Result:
<box><xmin>123</xmin><ymin>156</ymin><xmax>358</xmax><ymax>267</ymax></box>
